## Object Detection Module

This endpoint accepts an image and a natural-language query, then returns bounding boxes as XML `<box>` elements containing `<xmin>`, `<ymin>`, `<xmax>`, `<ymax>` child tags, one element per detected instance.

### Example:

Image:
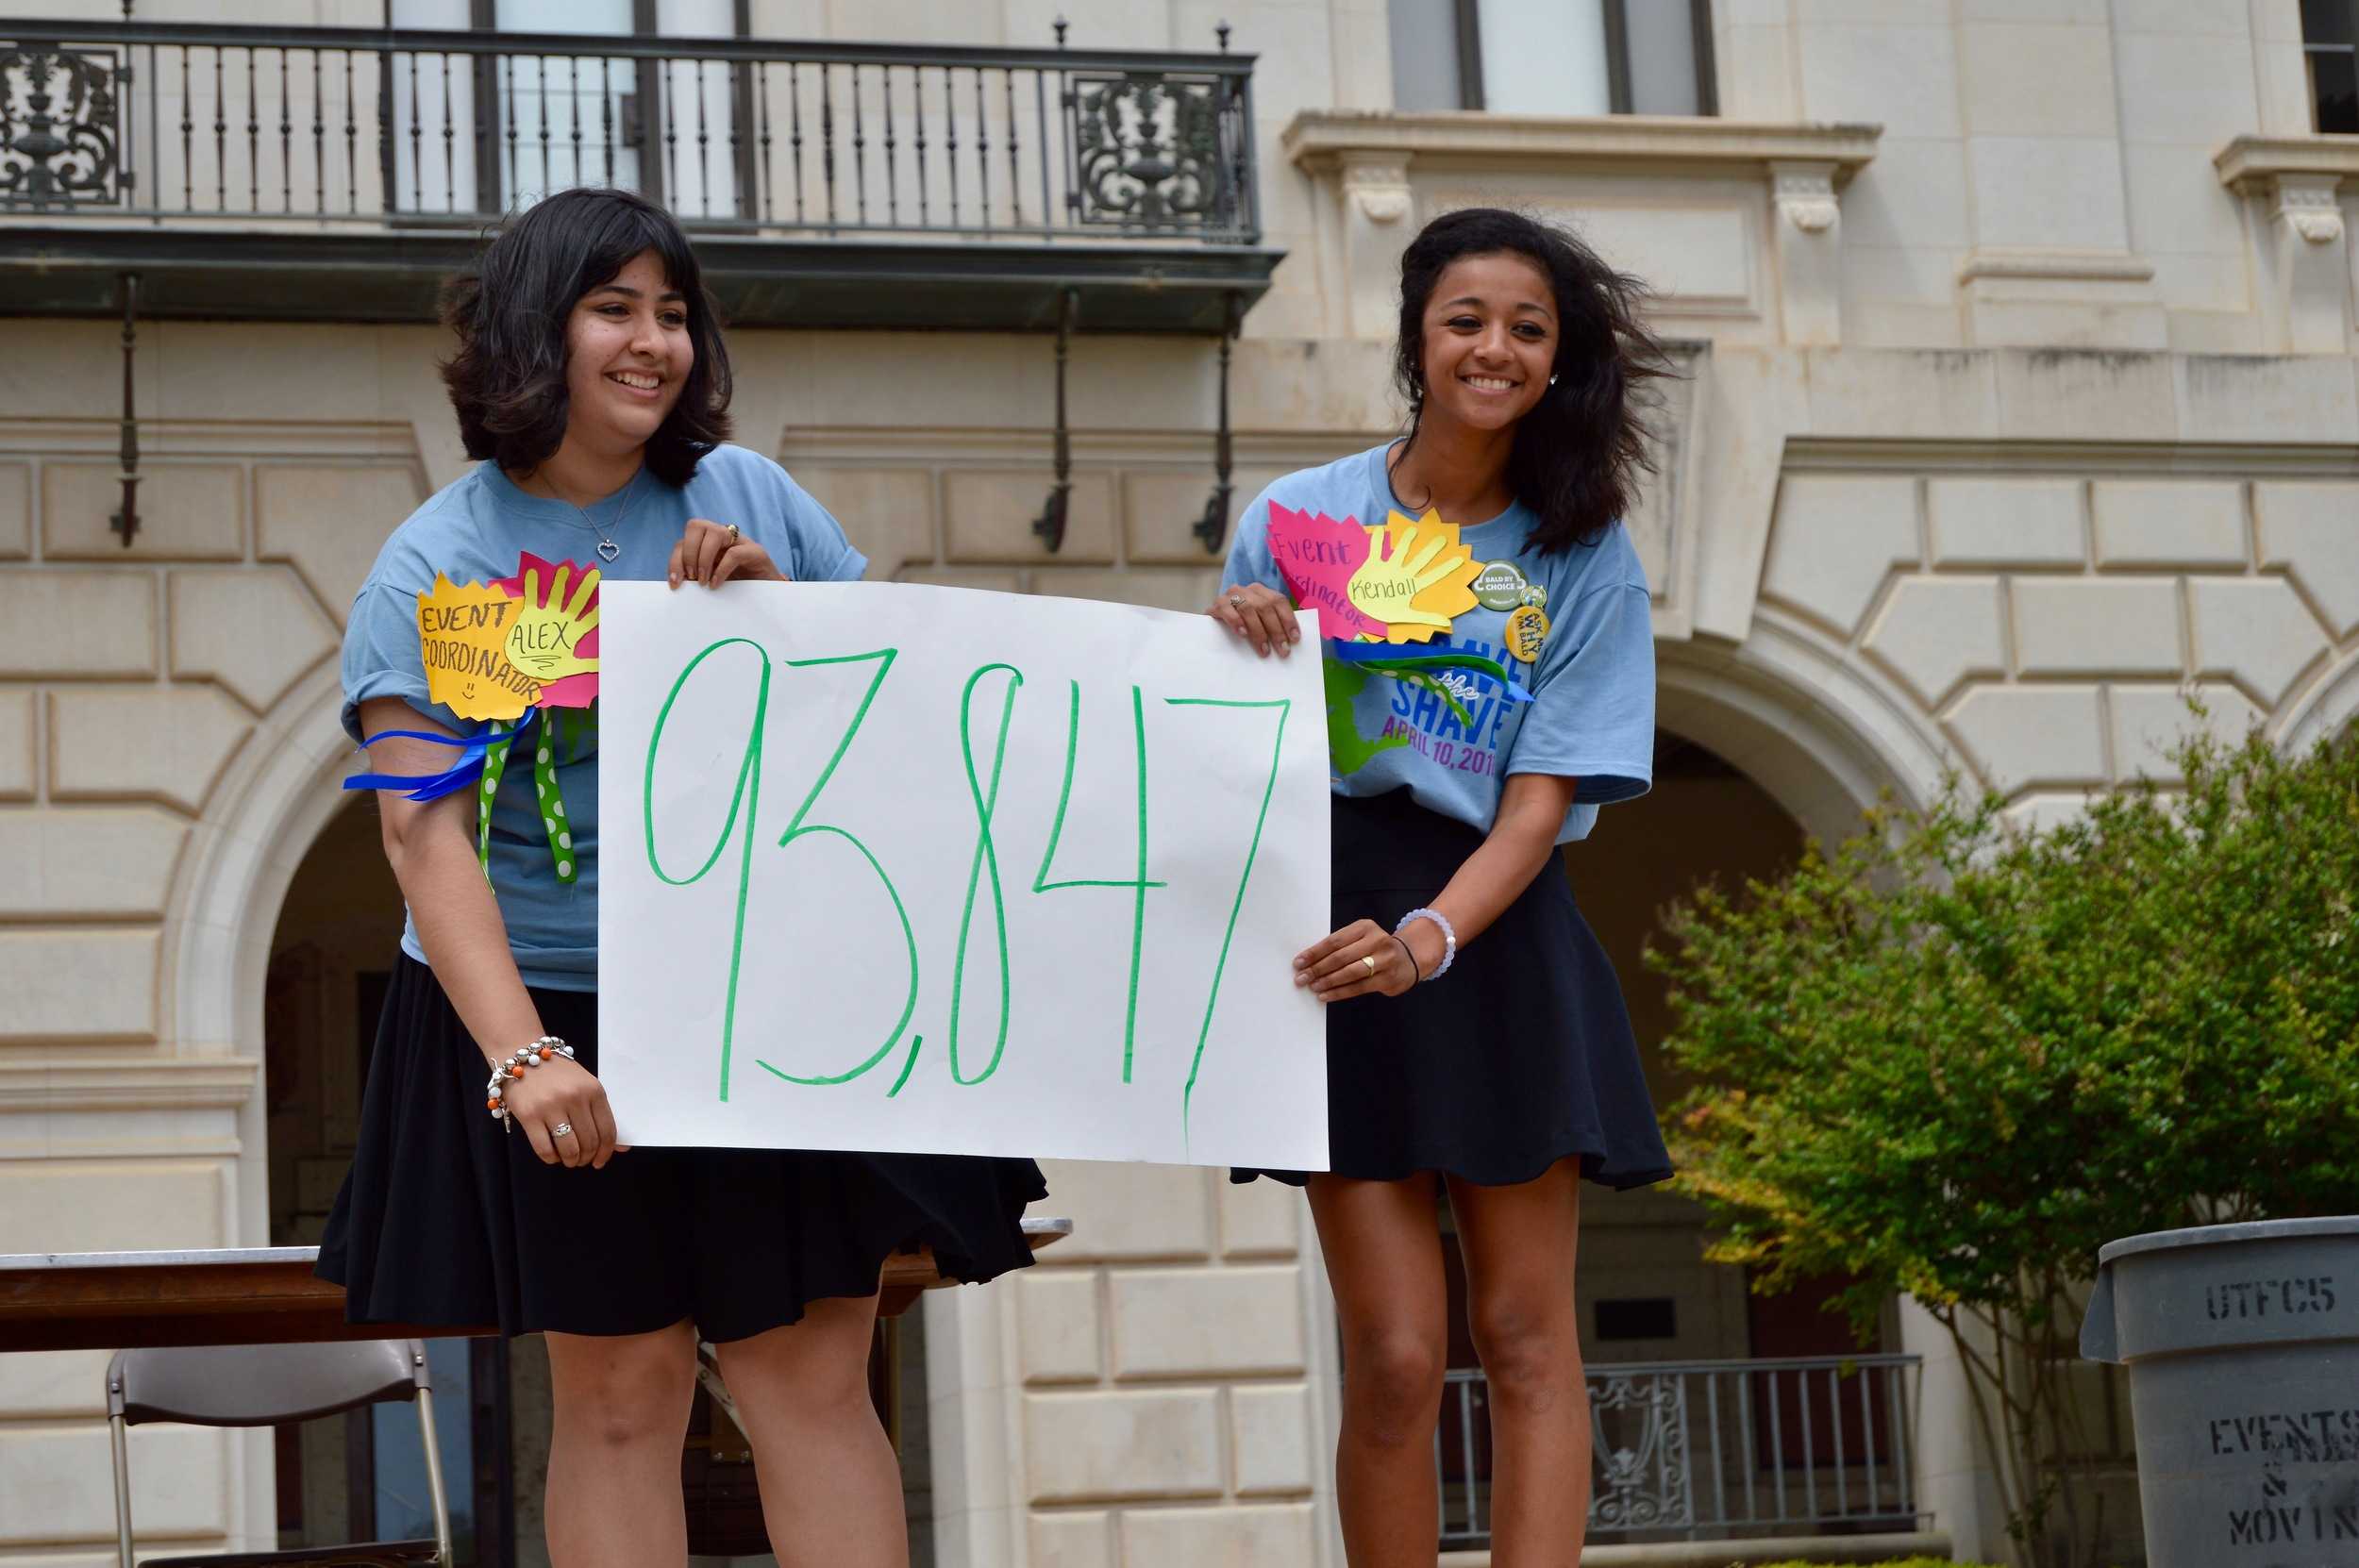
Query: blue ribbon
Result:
<box><xmin>343</xmin><ymin>710</ymin><xmax>534</xmax><ymax>801</ymax></box>
<box><xmin>1323</xmin><ymin>641</ymin><xmax>1535</xmax><ymax>705</ymax></box>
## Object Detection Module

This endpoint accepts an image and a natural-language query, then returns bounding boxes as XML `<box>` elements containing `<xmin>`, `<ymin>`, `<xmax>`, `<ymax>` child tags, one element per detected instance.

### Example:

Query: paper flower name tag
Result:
<box><xmin>416</xmin><ymin>553</ymin><xmax>603</xmax><ymax>720</ymax></box>
<box><xmin>1266</xmin><ymin>503</ymin><xmax>1484</xmax><ymax>645</ymax></box>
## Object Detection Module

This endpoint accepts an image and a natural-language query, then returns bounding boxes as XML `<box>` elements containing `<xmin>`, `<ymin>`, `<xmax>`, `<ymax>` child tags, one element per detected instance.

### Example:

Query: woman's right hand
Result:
<box><xmin>1210</xmin><ymin>582</ymin><xmax>1300</xmax><ymax>658</ymax></box>
<box><xmin>497</xmin><ymin>1056</ymin><xmax>621</xmax><ymax>1169</ymax></box>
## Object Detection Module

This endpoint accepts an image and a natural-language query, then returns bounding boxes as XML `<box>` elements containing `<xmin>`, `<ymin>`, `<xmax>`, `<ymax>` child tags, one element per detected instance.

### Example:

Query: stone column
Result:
<box><xmin>1335</xmin><ymin>151</ymin><xmax>1414</xmax><ymax>342</ymax></box>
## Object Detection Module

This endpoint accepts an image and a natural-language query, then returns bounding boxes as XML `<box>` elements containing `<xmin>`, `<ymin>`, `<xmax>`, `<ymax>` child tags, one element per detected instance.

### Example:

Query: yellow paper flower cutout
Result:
<box><xmin>1346</xmin><ymin>509</ymin><xmax>1482</xmax><ymax>644</ymax></box>
<box><xmin>416</xmin><ymin>573</ymin><xmax>537</xmax><ymax>721</ymax></box>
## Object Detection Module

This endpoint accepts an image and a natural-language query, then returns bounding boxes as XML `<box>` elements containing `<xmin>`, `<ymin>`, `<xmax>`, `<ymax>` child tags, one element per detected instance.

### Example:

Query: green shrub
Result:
<box><xmin>1650</xmin><ymin>723</ymin><xmax>2359</xmax><ymax>1567</ymax></box>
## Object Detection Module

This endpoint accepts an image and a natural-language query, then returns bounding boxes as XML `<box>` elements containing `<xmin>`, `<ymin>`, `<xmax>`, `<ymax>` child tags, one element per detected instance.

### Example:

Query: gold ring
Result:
<box><xmin>1361</xmin><ymin>955</ymin><xmax>1377</xmax><ymax>975</ymax></box>
<box><xmin>724</xmin><ymin>524</ymin><xmax>740</xmax><ymax>542</ymax></box>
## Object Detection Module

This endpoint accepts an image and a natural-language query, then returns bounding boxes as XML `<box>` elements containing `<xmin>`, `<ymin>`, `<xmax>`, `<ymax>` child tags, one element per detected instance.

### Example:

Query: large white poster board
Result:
<box><xmin>597</xmin><ymin>581</ymin><xmax>1330</xmax><ymax>1170</ymax></box>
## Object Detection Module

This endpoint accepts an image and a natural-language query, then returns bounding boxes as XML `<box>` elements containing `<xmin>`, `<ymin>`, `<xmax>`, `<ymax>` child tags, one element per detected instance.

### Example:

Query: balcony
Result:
<box><xmin>1436</xmin><ymin>1354</ymin><xmax>1946</xmax><ymax>1559</ymax></box>
<box><xmin>0</xmin><ymin>19</ymin><xmax>1279</xmax><ymax>332</ymax></box>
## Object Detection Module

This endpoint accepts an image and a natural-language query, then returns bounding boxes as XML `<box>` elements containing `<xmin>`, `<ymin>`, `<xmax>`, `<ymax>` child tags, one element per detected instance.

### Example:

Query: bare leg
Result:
<box><xmin>712</xmin><ymin>1290</ymin><xmax>907</xmax><ymax>1568</ymax></box>
<box><xmin>542</xmin><ymin>1318</ymin><xmax>701</xmax><ymax>1568</ymax></box>
<box><xmin>1446</xmin><ymin>1159</ymin><xmax>1588</xmax><ymax>1568</ymax></box>
<box><xmin>1307</xmin><ymin>1173</ymin><xmax>1449</xmax><ymax>1568</ymax></box>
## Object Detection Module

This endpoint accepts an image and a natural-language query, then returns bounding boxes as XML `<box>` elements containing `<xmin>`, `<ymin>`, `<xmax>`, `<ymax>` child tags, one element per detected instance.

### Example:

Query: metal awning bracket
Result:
<box><xmin>1031</xmin><ymin>286</ymin><xmax>1079</xmax><ymax>552</ymax></box>
<box><xmin>1191</xmin><ymin>289</ymin><xmax>1244</xmax><ymax>555</ymax></box>
<box><xmin>109</xmin><ymin>271</ymin><xmax>141</xmax><ymax>548</ymax></box>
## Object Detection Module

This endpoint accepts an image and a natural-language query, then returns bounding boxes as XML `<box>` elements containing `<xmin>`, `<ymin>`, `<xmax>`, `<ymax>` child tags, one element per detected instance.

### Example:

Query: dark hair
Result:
<box><xmin>440</xmin><ymin>188</ymin><xmax>732</xmax><ymax>487</ymax></box>
<box><xmin>1392</xmin><ymin>207</ymin><xmax>1668</xmax><ymax>552</ymax></box>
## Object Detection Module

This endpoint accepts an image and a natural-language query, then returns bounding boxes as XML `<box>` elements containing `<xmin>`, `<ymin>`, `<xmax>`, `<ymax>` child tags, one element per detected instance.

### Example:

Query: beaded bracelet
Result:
<box><xmin>485</xmin><ymin>1036</ymin><xmax>575</xmax><ymax>1125</ymax></box>
<box><xmin>1394</xmin><ymin>908</ymin><xmax>1456</xmax><ymax>981</ymax></box>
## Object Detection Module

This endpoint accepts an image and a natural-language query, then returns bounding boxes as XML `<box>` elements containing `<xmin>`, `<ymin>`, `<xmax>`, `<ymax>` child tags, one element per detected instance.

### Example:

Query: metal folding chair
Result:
<box><xmin>106</xmin><ymin>1339</ymin><xmax>452</xmax><ymax>1567</ymax></box>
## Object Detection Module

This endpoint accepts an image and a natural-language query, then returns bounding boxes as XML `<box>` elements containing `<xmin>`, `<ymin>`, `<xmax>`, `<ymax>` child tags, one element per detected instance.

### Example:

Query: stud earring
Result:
<box><xmin>1548</xmin><ymin>374</ymin><xmax>1559</xmax><ymax>387</ymax></box>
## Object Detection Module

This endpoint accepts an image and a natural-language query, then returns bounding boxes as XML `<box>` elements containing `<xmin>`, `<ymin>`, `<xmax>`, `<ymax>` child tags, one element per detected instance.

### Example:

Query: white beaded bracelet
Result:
<box><xmin>485</xmin><ymin>1035</ymin><xmax>575</xmax><ymax>1124</ymax></box>
<box><xmin>1395</xmin><ymin>908</ymin><xmax>1456</xmax><ymax>981</ymax></box>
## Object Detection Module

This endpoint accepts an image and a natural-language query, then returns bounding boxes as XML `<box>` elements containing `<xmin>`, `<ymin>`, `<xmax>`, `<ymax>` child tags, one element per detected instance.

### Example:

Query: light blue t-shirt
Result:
<box><xmin>1223</xmin><ymin>443</ymin><xmax>1654</xmax><ymax>842</ymax></box>
<box><xmin>342</xmin><ymin>443</ymin><xmax>867</xmax><ymax>989</ymax></box>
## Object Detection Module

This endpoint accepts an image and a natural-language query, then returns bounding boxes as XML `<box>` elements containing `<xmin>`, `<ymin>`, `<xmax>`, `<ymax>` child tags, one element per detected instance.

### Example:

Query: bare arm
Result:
<box><xmin>1296</xmin><ymin>772</ymin><xmax>1579</xmax><ymax>1001</ymax></box>
<box><xmin>358</xmin><ymin>696</ymin><xmax>617</xmax><ymax>1167</ymax></box>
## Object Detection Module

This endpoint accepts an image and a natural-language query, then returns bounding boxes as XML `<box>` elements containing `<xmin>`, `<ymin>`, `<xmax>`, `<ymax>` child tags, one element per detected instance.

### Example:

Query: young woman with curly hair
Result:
<box><xmin>1213</xmin><ymin>207</ymin><xmax>1674</xmax><ymax>1566</ymax></box>
<box><xmin>319</xmin><ymin>187</ymin><xmax>1045</xmax><ymax>1568</ymax></box>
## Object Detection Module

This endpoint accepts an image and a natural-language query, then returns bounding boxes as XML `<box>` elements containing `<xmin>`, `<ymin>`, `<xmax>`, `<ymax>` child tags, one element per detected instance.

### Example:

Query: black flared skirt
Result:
<box><xmin>318</xmin><ymin>956</ymin><xmax>1047</xmax><ymax>1341</ymax></box>
<box><xmin>1234</xmin><ymin>790</ymin><xmax>1672</xmax><ymax>1192</ymax></box>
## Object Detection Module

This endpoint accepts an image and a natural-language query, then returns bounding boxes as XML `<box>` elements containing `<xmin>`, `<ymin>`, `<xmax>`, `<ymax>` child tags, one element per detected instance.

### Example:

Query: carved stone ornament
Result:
<box><xmin>1771</xmin><ymin>164</ymin><xmax>1839</xmax><ymax>234</ymax></box>
<box><xmin>2277</xmin><ymin>182</ymin><xmax>2347</xmax><ymax>246</ymax></box>
<box><xmin>1341</xmin><ymin>158</ymin><xmax>1411</xmax><ymax>225</ymax></box>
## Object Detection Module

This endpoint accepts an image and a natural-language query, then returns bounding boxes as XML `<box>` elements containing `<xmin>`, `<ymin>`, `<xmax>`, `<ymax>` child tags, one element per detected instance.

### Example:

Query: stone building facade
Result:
<box><xmin>1</xmin><ymin>0</ymin><xmax>2355</xmax><ymax>1564</ymax></box>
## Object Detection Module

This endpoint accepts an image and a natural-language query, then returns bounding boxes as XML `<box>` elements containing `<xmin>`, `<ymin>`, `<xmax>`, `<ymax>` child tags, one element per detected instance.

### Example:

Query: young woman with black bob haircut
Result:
<box><xmin>319</xmin><ymin>187</ymin><xmax>1045</xmax><ymax>1568</ymax></box>
<box><xmin>1212</xmin><ymin>206</ymin><xmax>1675</xmax><ymax>1564</ymax></box>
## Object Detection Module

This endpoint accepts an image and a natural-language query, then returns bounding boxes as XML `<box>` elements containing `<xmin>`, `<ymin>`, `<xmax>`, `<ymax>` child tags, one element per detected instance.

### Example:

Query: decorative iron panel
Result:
<box><xmin>0</xmin><ymin>43</ymin><xmax>124</xmax><ymax>209</ymax></box>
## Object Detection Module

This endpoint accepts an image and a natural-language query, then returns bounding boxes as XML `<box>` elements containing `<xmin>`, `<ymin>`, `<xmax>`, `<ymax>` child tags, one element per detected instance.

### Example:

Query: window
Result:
<box><xmin>1388</xmin><ymin>0</ymin><xmax>1716</xmax><ymax>116</ymax></box>
<box><xmin>2304</xmin><ymin>0</ymin><xmax>2359</xmax><ymax>132</ymax></box>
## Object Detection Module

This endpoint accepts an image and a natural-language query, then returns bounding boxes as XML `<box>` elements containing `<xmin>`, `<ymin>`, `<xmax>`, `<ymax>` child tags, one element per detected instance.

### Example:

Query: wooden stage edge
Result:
<box><xmin>0</xmin><ymin>1218</ymin><xmax>1072</xmax><ymax>1352</ymax></box>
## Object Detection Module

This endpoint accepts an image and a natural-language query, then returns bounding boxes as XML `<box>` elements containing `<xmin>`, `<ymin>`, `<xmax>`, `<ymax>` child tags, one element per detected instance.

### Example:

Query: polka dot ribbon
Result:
<box><xmin>346</xmin><ymin>706</ymin><xmax>591</xmax><ymax>886</ymax></box>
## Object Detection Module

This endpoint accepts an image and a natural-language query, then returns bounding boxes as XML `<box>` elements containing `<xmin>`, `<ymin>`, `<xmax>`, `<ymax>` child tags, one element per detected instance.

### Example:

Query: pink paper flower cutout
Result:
<box><xmin>1266</xmin><ymin>503</ymin><xmax>1386</xmax><ymax>641</ymax></box>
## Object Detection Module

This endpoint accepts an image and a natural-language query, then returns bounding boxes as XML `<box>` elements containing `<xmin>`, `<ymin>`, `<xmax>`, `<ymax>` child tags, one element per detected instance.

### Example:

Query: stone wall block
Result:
<box><xmin>1861</xmin><ymin>576</ymin><xmax>2007</xmax><ymax>708</ymax></box>
<box><xmin>2254</xmin><ymin>480</ymin><xmax>2359</xmax><ymax>636</ymax></box>
<box><xmin>2109</xmin><ymin>682</ymin><xmax>2267</xmax><ymax>781</ymax></box>
<box><xmin>1124</xmin><ymin>468</ymin><xmax>1290</xmax><ymax>564</ymax></box>
<box><xmin>1216</xmin><ymin>1176</ymin><xmax>1299</xmax><ymax>1259</ymax></box>
<box><xmin>0</xmin><ymin>690</ymin><xmax>32</xmax><ymax>800</ymax></box>
<box><xmin>1118</xmin><ymin>1502</ymin><xmax>1318</xmax><ymax>1567</ymax></box>
<box><xmin>1230</xmin><ymin>1382</ymin><xmax>1315</xmax><ymax>1497</ymax></box>
<box><xmin>0</xmin><ymin>1348</ymin><xmax>111</xmax><ymax>1418</ymax></box>
<box><xmin>2090</xmin><ymin>480</ymin><xmax>2248</xmax><ymax>568</ymax></box>
<box><xmin>2173</xmin><ymin>353</ymin><xmax>2359</xmax><ymax>444</ymax></box>
<box><xmin>1028</xmin><ymin>1510</ymin><xmax>1113</xmax><ymax>1568</ymax></box>
<box><xmin>0</xmin><ymin>928</ymin><xmax>161</xmax><ymax>1043</ymax></box>
<box><xmin>1022</xmin><ymin>1388</ymin><xmax>1222</xmax><ymax>1502</ymax></box>
<box><xmin>1030</xmin><ymin>569</ymin><xmax>1222</xmax><ymax>615</ymax></box>
<box><xmin>2187</xmin><ymin>576</ymin><xmax>2331</xmax><ymax>706</ymax></box>
<box><xmin>944</xmin><ymin>471</ymin><xmax>1116</xmax><ymax>564</ymax></box>
<box><xmin>1927</xmin><ymin>478</ymin><xmax>2084</xmax><ymax>568</ymax></box>
<box><xmin>791</xmin><ymin>467</ymin><xmax>940</xmax><ymax>579</ymax></box>
<box><xmin>1032</xmin><ymin>1159</ymin><xmax>1213</xmax><ymax>1262</ymax></box>
<box><xmin>1946</xmin><ymin>684</ymin><xmax>2108</xmax><ymax>793</ymax></box>
<box><xmin>2012</xmin><ymin>579</ymin><xmax>2183</xmax><ymax>676</ymax></box>
<box><xmin>49</xmin><ymin>686</ymin><xmax>254</xmax><ymax>814</ymax></box>
<box><xmin>1109</xmin><ymin>1266</ymin><xmax>1306</xmax><ymax>1380</ymax></box>
<box><xmin>1760</xmin><ymin>475</ymin><xmax>1918</xmax><ymax>637</ymax></box>
<box><xmin>0</xmin><ymin>572</ymin><xmax>158</xmax><ymax>678</ymax></box>
<box><xmin>254</xmin><ymin>465</ymin><xmax>427</xmax><ymax>626</ymax></box>
<box><xmin>0</xmin><ymin>808</ymin><xmax>188</xmax><ymax>919</ymax></box>
<box><xmin>42</xmin><ymin>463</ymin><xmax>243</xmax><ymax>560</ymax></box>
<box><xmin>1017</xmin><ymin>1270</ymin><xmax>1104</xmax><ymax>1386</ymax></box>
<box><xmin>0</xmin><ymin>460</ymin><xmax>27</xmax><ymax>558</ymax></box>
<box><xmin>893</xmin><ymin>567</ymin><xmax>1024</xmax><ymax>594</ymax></box>
<box><xmin>0</xmin><ymin>1424</ymin><xmax>226</xmax><ymax>1544</ymax></box>
<box><xmin>169</xmin><ymin>568</ymin><xmax>340</xmax><ymax>712</ymax></box>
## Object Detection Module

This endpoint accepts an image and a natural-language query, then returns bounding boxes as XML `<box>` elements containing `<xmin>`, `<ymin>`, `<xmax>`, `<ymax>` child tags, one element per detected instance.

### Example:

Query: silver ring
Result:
<box><xmin>1361</xmin><ymin>955</ymin><xmax>1377</xmax><ymax>975</ymax></box>
<box><xmin>552</xmin><ymin>1121</ymin><xmax>574</xmax><ymax>1139</ymax></box>
<box><xmin>1230</xmin><ymin>596</ymin><xmax>1246</xmax><ymax>609</ymax></box>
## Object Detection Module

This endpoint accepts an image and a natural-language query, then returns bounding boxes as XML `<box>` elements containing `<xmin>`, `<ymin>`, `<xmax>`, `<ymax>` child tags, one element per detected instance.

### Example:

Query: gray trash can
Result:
<box><xmin>2081</xmin><ymin>1216</ymin><xmax>2359</xmax><ymax>1567</ymax></box>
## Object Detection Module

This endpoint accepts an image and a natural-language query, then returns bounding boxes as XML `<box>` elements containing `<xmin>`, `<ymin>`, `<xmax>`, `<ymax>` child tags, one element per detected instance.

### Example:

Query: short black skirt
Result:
<box><xmin>317</xmin><ymin>956</ymin><xmax>1047</xmax><ymax>1341</ymax></box>
<box><xmin>1234</xmin><ymin>790</ymin><xmax>1672</xmax><ymax>1191</ymax></box>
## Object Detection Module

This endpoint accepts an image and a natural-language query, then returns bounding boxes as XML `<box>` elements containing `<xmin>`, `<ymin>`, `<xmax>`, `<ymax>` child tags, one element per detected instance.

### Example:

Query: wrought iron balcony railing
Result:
<box><xmin>1436</xmin><ymin>1353</ymin><xmax>1929</xmax><ymax>1546</ymax></box>
<box><xmin>0</xmin><ymin>19</ymin><xmax>1260</xmax><ymax>245</ymax></box>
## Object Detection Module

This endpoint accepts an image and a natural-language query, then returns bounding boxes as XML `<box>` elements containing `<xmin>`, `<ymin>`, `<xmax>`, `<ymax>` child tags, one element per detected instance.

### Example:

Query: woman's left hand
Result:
<box><xmin>1295</xmin><ymin>919</ymin><xmax>1421</xmax><ymax>1002</ymax></box>
<box><xmin>669</xmin><ymin>518</ymin><xmax>790</xmax><ymax>588</ymax></box>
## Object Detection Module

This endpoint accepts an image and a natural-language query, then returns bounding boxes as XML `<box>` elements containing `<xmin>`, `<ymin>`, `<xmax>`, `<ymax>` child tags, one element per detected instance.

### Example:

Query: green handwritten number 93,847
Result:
<box><xmin>642</xmin><ymin>642</ymin><xmax>1292</xmax><ymax>1130</ymax></box>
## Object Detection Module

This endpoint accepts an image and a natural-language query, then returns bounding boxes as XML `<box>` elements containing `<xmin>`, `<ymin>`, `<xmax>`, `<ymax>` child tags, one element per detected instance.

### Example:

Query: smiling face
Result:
<box><xmin>1413</xmin><ymin>251</ymin><xmax>1557</xmax><ymax>436</ymax></box>
<box><xmin>561</xmin><ymin>248</ymin><xmax>693</xmax><ymax>458</ymax></box>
